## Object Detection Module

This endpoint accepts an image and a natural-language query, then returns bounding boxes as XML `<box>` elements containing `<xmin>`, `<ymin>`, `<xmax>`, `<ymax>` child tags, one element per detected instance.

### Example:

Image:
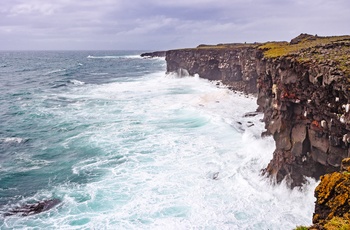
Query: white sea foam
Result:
<box><xmin>124</xmin><ymin>55</ymin><xmax>143</xmax><ymax>59</ymax></box>
<box><xmin>45</xmin><ymin>69</ymin><xmax>66</xmax><ymax>75</ymax></box>
<box><xmin>69</xmin><ymin>79</ymin><xmax>85</xmax><ymax>86</ymax></box>
<box><xmin>87</xmin><ymin>55</ymin><xmax>115</xmax><ymax>59</ymax></box>
<box><xmin>90</xmin><ymin>72</ymin><xmax>109</xmax><ymax>76</ymax></box>
<box><xmin>87</xmin><ymin>55</ymin><xmax>143</xmax><ymax>59</ymax></box>
<box><xmin>1</xmin><ymin>72</ymin><xmax>318</xmax><ymax>229</ymax></box>
<box><xmin>1</xmin><ymin>137</ymin><xmax>25</xmax><ymax>144</ymax></box>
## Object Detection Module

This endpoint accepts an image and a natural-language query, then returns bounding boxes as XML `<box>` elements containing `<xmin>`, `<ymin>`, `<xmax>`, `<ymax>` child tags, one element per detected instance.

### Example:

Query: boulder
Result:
<box><xmin>4</xmin><ymin>198</ymin><xmax>61</xmax><ymax>217</ymax></box>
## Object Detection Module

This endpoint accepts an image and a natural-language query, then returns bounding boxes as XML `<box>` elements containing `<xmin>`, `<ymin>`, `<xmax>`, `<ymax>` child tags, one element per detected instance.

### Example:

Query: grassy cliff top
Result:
<box><xmin>169</xmin><ymin>34</ymin><xmax>350</xmax><ymax>76</ymax></box>
<box><xmin>258</xmin><ymin>34</ymin><xmax>350</xmax><ymax>57</ymax></box>
<box><xmin>187</xmin><ymin>34</ymin><xmax>350</xmax><ymax>76</ymax></box>
<box><xmin>258</xmin><ymin>34</ymin><xmax>350</xmax><ymax>76</ymax></box>
<box><xmin>196</xmin><ymin>43</ymin><xmax>259</xmax><ymax>49</ymax></box>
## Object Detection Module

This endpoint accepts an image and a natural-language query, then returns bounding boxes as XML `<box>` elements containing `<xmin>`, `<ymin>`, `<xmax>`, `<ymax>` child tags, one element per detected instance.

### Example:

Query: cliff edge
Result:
<box><xmin>166</xmin><ymin>34</ymin><xmax>350</xmax><ymax>187</ymax></box>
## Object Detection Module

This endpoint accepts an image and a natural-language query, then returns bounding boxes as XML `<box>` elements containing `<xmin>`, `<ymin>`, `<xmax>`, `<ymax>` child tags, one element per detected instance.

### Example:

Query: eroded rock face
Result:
<box><xmin>165</xmin><ymin>42</ymin><xmax>350</xmax><ymax>187</ymax></box>
<box><xmin>258</xmin><ymin>56</ymin><xmax>350</xmax><ymax>187</ymax></box>
<box><xmin>166</xmin><ymin>48</ymin><xmax>261</xmax><ymax>94</ymax></box>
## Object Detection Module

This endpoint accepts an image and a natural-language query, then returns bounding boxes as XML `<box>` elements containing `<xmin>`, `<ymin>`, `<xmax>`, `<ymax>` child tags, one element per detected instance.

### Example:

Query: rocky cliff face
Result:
<box><xmin>166</xmin><ymin>35</ymin><xmax>350</xmax><ymax>187</ymax></box>
<box><xmin>166</xmin><ymin>46</ymin><xmax>261</xmax><ymax>94</ymax></box>
<box><xmin>259</xmin><ymin>54</ymin><xmax>350</xmax><ymax>187</ymax></box>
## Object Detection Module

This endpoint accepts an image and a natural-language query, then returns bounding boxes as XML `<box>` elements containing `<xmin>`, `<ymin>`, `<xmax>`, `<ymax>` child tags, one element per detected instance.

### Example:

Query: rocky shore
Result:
<box><xmin>166</xmin><ymin>34</ymin><xmax>350</xmax><ymax>187</ymax></box>
<box><xmin>164</xmin><ymin>34</ymin><xmax>350</xmax><ymax>228</ymax></box>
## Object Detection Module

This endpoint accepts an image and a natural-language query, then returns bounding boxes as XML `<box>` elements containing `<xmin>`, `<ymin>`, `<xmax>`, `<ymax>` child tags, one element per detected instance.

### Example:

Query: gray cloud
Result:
<box><xmin>0</xmin><ymin>0</ymin><xmax>349</xmax><ymax>50</ymax></box>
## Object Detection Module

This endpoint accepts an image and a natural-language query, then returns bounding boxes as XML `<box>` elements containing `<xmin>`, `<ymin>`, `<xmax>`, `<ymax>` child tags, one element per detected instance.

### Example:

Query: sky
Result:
<box><xmin>0</xmin><ymin>0</ymin><xmax>349</xmax><ymax>50</ymax></box>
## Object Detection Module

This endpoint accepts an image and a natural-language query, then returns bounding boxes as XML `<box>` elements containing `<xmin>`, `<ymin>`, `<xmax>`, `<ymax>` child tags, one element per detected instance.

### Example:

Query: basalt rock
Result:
<box><xmin>4</xmin><ymin>198</ymin><xmax>61</xmax><ymax>217</ymax></box>
<box><xmin>166</xmin><ymin>35</ymin><xmax>350</xmax><ymax>188</ymax></box>
<box><xmin>166</xmin><ymin>46</ymin><xmax>261</xmax><ymax>94</ymax></box>
<box><xmin>140</xmin><ymin>51</ymin><xmax>166</xmax><ymax>58</ymax></box>
<box><xmin>258</xmin><ymin>56</ymin><xmax>350</xmax><ymax>187</ymax></box>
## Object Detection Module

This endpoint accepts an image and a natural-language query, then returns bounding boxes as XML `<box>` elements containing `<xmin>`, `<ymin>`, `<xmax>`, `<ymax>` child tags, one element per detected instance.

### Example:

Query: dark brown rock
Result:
<box><xmin>140</xmin><ymin>51</ymin><xmax>166</xmax><ymax>58</ymax></box>
<box><xmin>166</xmin><ymin>48</ymin><xmax>260</xmax><ymax>94</ymax></box>
<box><xmin>4</xmin><ymin>199</ymin><xmax>61</xmax><ymax>217</ymax></box>
<box><xmin>290</xmin><ymin>33</ymin><xmax>318</xmax><ymax>45</ymax></box>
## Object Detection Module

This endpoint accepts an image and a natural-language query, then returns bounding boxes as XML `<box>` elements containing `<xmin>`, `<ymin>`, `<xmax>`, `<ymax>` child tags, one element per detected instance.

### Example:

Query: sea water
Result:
<box><xmin>0</xmin><ymin>51</ymin><xmax>317</xmax><ymax>229</ymax></box>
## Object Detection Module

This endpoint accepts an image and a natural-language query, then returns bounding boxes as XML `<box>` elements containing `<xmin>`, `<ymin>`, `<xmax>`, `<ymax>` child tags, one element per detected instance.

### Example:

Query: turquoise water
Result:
<box><xmin>0</xmin><ymin>51</ymin><xmax>316</xmax><ymax>229</ymax></box>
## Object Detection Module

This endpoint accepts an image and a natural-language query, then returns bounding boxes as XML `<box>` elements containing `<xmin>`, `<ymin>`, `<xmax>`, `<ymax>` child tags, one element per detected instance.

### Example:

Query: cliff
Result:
<box><xmin>166</xmin><ymin>34</ymin><xmax>350</xmax><ymax>187</ymax></box>
<box><xmin>166</xmin><ymin>44</ymin><xmax>261</xmax><ymax>93</ymax></box>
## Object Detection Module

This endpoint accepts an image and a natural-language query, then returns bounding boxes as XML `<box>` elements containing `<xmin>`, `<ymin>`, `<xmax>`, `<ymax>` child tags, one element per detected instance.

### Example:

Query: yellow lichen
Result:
<box><xmin>342</xmin><ymin>158</ymin><xmax>350</xmax><ymax>172</ymax></box>
<box><xmin>258</xmin><ymin>36</ymin><xmax>350</xmax><ymax>58</ymax></box>
<box><xmin>324</xmin><ymin>216</ymin><xmax>350</xmax><ymax>230</ymax></box>
<box><xmin>258</xmin><ymin>35</ymin><xmax>350</xmax><ymax>77</ymax></box>
<box><xmin>316</xmin><ymin>172</ymin><xmax>344</xmax><ymax>205</ymax></box>
<box><xmin>314</xmin><ymin>170</ymin><xmax>350</xmax><ymax>226</ymax></box>
<box><xmin>171</xmin><ymin>34</ymin><xmax>350</xmax><ymax>79</ymax></box>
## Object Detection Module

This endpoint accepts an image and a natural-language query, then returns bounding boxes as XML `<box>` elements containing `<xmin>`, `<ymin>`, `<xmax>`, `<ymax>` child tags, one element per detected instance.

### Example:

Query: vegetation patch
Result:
<box><xmin>324</xmin><ymin>216</ymin><xmax>350</xmax><ymax>230</ymax></box>
<box><xmin>258</xmin><ymin>34</ymin><xmax>350</xmax><ymax>77</ymax></box>
<box><xmin>313</xmin><ymin>159</ymin><xmax>350</xmax><ymax>229</ymax></box>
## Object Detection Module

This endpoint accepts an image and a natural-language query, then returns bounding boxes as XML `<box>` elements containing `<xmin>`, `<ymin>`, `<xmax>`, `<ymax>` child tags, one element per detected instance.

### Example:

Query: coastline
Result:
<box><xmin>160</xmin><ymin>33</ymin><xmax>350</xmax><ymax>228</ymax></box>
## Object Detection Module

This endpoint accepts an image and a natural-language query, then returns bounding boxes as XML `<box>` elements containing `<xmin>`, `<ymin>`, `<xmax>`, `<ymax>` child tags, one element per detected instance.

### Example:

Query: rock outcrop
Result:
<box><xmin>4</xmin><ymin>198</ymin><xmax>61</xmax><ymax>217</ymax></box>
<box><xmin>166</xmin><ymin>34</ymin><xmax>350</xmax><ymax>187</ymax></box>
<box><xmin>140</xmin><ymin>51</ymin><xmax>166</xmax><ymax>58</ymax></box>
<box><xmin>311</xmin><ymin>158</ymin><xmax>350</xmax><ymax>229</ymax></box>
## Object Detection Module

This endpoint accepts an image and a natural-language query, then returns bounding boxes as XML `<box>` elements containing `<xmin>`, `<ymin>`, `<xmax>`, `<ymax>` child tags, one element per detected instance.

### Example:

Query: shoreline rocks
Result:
<box><xmin>4</xmin><ymin>198</ymin><xmax>61</xmax><ymax>217</ymax></box>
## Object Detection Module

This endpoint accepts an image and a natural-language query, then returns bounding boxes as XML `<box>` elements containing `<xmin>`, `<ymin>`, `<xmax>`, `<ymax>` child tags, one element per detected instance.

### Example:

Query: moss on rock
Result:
<box><xmin>258</xmin><ymin>34</ymin><xmax>350</xmax><ymax>77</ymax></box>
<box><xmin>313</xmin><ymin>158</ymin><xmax>350</xmax><ymax>228</ymax></box>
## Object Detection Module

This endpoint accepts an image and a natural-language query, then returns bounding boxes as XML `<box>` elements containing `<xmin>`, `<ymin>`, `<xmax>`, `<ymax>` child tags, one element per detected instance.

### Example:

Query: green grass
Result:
<box><xmin>258</xmin><ymin>35</ymin><xmax>350</xmax><ymax>58</ymax></box>
<box><xmin>258</xmin><ymin>35</ymin><xmax>350</xmax><ymax>77</ymax></box>
<box><xmin>170</xmin><ymin>34</ymin><xmax>350</xmax><ymax>77</ymax></box>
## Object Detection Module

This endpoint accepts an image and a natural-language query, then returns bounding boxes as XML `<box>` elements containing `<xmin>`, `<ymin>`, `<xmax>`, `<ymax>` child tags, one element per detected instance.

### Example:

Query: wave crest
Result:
<box><xmin>1</xmin><ymin>137</ymin><xmax>25</xmax><ymax>144</ymax></box>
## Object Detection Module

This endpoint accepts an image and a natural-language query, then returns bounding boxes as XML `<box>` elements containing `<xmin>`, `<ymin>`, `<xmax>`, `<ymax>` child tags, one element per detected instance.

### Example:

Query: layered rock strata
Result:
<box><xmin>166</xmin><ymin>35</ymin><xmax>350</xmax><ymax>187</ymax></box>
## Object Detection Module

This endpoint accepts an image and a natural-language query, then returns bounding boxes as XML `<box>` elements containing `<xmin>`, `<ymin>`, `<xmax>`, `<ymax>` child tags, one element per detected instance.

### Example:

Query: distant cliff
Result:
<box><xmin>166</xmin><ymin>45</ymin><xmax>260</xmax><ymax>93</ymax></box>
<box><xmin>166</xmin><ymin>34</ymin><xmax>350</xmax><ymax>188</ymax></box>
<box><xmin>140</xmin><ymin>51</ymin><xmax>166</xmax><ymax>58</ymax></box>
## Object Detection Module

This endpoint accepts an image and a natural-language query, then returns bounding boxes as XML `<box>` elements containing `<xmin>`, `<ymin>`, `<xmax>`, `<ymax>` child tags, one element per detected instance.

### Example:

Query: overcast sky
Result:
<box><xmin>1</xmin><ymin>0</ymin><xmax>349</xmax><ymax>50</ymax></box>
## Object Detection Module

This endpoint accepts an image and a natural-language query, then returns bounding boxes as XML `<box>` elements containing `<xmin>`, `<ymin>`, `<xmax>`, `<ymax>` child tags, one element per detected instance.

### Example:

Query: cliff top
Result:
<box><xmin>196</xmin><ymin>43</ymin><xmax>259</xmax><ymax>49</ymax></box>
<box><xmin>171</xmin><ymin>34</ymin><xmax>350</xmax><ymax>77</ymax></box>
<box><xmin>259</xmin><ymin>34</ymin><xmax>350</xmax><ymax>76</ymax></box>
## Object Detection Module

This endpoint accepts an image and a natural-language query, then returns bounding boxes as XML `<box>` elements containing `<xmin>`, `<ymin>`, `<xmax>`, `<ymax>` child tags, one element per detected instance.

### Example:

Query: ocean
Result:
<box><xmin>0</xmin><ymin>50</ymin><xmax>316</xmax><ymax>229</ymax></box>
